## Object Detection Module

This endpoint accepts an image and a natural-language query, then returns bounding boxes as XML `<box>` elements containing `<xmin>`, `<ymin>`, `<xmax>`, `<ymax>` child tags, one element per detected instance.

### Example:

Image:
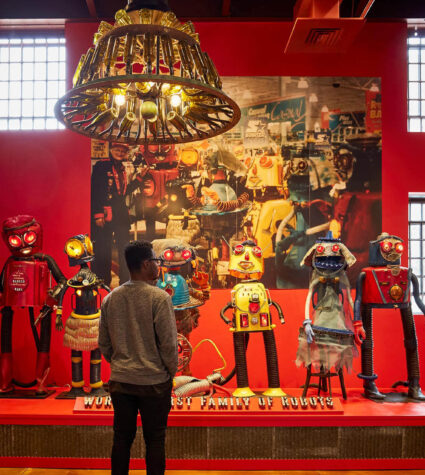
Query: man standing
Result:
<box><xmin>91</xmin><ymin>142</ymin><xmax>131</xmax><ymax>286</ymax></box>
<box><xmin>99</xmin><ymin>240</ymin><xmax>178</xmax><ymax>475</ymax></box>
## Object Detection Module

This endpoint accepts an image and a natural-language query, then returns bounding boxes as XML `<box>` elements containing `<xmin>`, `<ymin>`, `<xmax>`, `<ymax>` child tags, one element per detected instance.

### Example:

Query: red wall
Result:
<box><xmin>1</xmin><ymin>19</ymin><xmax>425</xmax><ymax>391</ymax></box>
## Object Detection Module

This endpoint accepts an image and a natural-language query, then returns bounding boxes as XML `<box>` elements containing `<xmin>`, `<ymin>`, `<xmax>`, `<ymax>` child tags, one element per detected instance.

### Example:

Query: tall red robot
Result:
<box><xmin>0</xmin><ymin>215</ymin><xmax>66</xmax><ymax>396</ymax></box>
<box><xmin>354</xmin><ymin>232</ymin><xmax>425</xmax><ymax>401</ymax></box>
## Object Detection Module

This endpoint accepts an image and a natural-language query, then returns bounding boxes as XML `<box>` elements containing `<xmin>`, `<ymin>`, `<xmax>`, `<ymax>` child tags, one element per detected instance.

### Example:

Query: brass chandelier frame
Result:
<box><xmin>54</xmin><ymin>11</ymin><xmax>241</xmax><ymax>145</ymax></box>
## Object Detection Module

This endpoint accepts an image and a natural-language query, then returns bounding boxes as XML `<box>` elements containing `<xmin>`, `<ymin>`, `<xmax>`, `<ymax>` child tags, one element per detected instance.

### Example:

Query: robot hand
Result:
<box><xmin>303</xmin><ymin>319</ymin><xmax>315</xmax><ymax>344</ymax></box>
<box><xmin>55</xmin><ymin>308</ymin><xmax>63</xmax><ymax>331</ymax></box>
<box><xmin>353</xmin><ymin>321</ymin><xmax>366</xmax><ymax>346</ymax></box>
<box><xmin>220</xmin><ymin>302</ymin><xmax>233</xmax><ymax>325</ymax></box>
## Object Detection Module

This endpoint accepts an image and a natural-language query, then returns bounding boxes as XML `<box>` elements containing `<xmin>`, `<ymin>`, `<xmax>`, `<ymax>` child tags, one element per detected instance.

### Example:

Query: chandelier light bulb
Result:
<box><xmin>170</xmin><ymin>94</ymin><xmax>182</xmax><ymax>107</ymax></box>
<box><xmin>114</xmin><ymin>94</ymin><xmax>126</xmax><ymax>106</ymax></box>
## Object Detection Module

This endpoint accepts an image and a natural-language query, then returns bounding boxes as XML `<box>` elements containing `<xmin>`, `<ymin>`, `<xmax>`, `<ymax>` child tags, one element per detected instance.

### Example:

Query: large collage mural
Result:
<box><xmin>90</xmin><ymin>76</ymin><xmax>382</xmax><ymax>289</ymax></box>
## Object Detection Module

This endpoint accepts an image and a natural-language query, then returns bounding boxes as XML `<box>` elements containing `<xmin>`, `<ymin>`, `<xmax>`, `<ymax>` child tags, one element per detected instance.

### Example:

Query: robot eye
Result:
<box><xmin>163</xmin><ymin>249</ymin><xmax>174</xmax><ymax>261</ymax></box>
<box><xmin>84</xmin><ymin>235</ymin><xmax>94</xmax><ymax>254</ymax></box>
<box><xmin>316</xmin><ymin>245</ymin><xmax>325</xmax><ymax>254</ymax></box>
<box><xmin>252</xmin><ymin>246</ymin><xmax>262</xmax><ymax>258</ymax></box>
<box><xmin>23</xmin><ymin>231</ymin><xmax>37</xmax><ymax>245</ymax></box>
<box><xmin>380</xmin><ymin>241</ymin><xmax>392</xmax><ymax>253</ymax></box>
<box><xmin>332</xmin><ymin>244</ymin><xmax>340</xmax><ymax>253</ymax></box>
<box><xmin>234</xmin><ymin>244</ymin><xmax>244</xmax><ymax>255</ymax></box>
<box><xmin>65</xmin><ymin>239</ymin><xmax>84</xmax><ymax>258</ymax></box>
<box><xmin>181</xmin><ymin>249</ymin><xmax>192</xmax><ymax>260</ymax></box>
<box><xmin>395</xmin><ymin>242</ymin><xmax>404</xmax><ymax>254</ymax></box>
<box><xmin>8</xmin><ymin>235</ymin><xmax>22</xmax><ymax>248</ymax></box>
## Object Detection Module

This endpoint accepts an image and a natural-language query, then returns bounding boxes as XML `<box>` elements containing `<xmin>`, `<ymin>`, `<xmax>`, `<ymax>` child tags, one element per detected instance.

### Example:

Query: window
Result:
<box><xmin>408</xmin><ymin>194</ymin><xmax>425</xmax><ymax>313</ymax></box>
<box><xmin>0</xmin><ymin>35</ymin><xmax>66</xmax><ymax>130</ymax></box>
<box><xmin>407</xmin><ymin>31</ymin><xmax>425</xmax><ymax>131</ymax></box>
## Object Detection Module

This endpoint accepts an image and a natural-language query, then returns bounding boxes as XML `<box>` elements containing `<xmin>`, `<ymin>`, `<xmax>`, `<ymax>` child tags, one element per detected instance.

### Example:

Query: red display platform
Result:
<box><xmin>0</xmin><ymin>387</ymin><xmax>424</xmax><ymax>426</ymax></box>
<box><xmin>1</xmin><ymin>387</ymin><xmax>425</xmax><ymax>470</ymax></box>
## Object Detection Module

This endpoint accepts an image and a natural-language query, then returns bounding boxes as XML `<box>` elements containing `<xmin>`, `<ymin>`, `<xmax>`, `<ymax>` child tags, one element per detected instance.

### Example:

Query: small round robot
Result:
<box><xmin>0</xmin><ymin>215</ymin><xmax>66</xmax><ymax>396</ymax></box>
<box><xmin>354</xmin><ymin>232</ymin><xmax>425</xmax><ymax>401</ymax></box>
<box><xmin>220</xmin><ymin>240</ymin><xmax>285</xmax><ymax>397</ymax></box>
<box><xmin>55</xmin><ymin>234</ymin><xmax>110</xmax><ymax>398</ymax></box>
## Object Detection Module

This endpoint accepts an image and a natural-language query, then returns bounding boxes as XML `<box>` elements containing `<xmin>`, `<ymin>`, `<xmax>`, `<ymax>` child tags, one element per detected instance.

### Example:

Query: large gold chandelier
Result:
<box><xmin>54</xmin><ymin>0</ymin><xmax>240</xmax><ymax>145</ymax></box>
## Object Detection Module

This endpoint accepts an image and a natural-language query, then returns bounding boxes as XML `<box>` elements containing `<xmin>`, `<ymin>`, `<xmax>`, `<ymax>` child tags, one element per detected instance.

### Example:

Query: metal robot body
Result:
<box><xmin>0</xmin><ymin>215</ymin><xmax>66</xmax><ymax>396</ymax></box>
<box><xmin>220</xmin><ymin>240</ymin><xmax>285</xmax><ymax>398</ymax></box>
<box><xmin>354</xmin><ymin>233</ymin><xmax>425</xmax><ymax>401</ymax></box>
<box><xmin>56</xmin><ymin>234</ymin><xmax>110</xmax><ymax>398</ymax></box>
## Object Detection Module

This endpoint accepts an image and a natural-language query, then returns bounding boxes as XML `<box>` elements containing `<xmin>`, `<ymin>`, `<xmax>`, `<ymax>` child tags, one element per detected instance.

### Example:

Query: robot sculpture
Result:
<box><xmin>55</xmin><ymin>234</ymin><xmax>110</xmax><ymax>398</ymax></box>
<box><xmin>295</xmin><ymin>233</ymin><xmax>360</xmax><ymax>399</ymax></box>
<box><xmin>354</xmin><ymin>232</ymin><xmax>425</xmax><ymax>401</ymax></box>
<box><xmin>153</xmin><ymin>239</ymin><xmax>208</xmax><ymax>375</ymax></box>
<box><xmin>220</xmin><ymin>240</ymin><xmax>285</xmax><ymax>397</ymax></box>
<box><xmin>0</xmin><ymin>215</ymin><xmax>66</xmax><ymax>396</ymax></box>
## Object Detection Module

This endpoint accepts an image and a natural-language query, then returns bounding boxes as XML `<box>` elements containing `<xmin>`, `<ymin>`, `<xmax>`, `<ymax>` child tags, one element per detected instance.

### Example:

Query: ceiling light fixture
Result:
<box><xmin>54</xmin><ymin>0</ymin><xmax>240</xmax><ymax>145</ymax></box>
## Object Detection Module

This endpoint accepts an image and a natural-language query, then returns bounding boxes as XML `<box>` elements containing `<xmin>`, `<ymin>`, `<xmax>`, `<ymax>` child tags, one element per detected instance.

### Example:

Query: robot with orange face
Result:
<box><xmin>220</xmin><ymin>240</ymin><xmax>285</xmax><ymax>397</ymax></box>
<box><xmin>354</xmin><ymin>232</ymin><xmax>425</xmax><ymax>401</ymax></box>
<box><xmin>0</xmin><ymin>215</ymin><xmax>66</xmax><ymax>396</ymax></box>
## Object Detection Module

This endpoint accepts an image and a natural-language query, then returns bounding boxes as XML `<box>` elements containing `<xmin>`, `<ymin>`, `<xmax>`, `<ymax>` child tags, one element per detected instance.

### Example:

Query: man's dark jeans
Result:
<box><xmin>110</xmin><ymin>385</ymin><xmax>172</xmax><ymax>475</ymax></box>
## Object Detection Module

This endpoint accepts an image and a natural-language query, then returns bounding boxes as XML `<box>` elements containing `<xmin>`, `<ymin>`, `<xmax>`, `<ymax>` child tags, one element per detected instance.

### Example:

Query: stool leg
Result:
<box><xmin>302</xmin><ymin>365</ymin><xmax>312</xmax><ymax>397</ymax></box>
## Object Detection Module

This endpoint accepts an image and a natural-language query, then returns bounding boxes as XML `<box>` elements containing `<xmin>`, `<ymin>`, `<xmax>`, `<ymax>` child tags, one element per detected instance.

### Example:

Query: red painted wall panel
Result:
<box><xmin>1</xmin><ymin>19</ymin><xmax>424</xmax><ymax>391</ymax></box>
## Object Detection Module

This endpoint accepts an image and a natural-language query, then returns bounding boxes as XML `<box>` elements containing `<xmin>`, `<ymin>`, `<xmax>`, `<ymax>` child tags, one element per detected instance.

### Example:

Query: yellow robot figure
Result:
<box><xmin>220</xmin><ymin>240</ymin><xmax>286</xmax><ymax>397</ymax></box>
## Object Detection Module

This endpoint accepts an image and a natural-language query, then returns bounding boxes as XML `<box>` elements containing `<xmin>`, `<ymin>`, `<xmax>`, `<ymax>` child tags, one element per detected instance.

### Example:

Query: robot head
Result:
<box><xmin>301</xmin><ymin>232</ymin><xmax>356</xmax><ymax>274</ymax></box>
<box><xmin>369</xmin><ymin>232</ymin><xmax>403</xmax><ymax>266</ymax></box>
<box><xmin>64</xmin><ymin>234</ymin><xmax>94</xmax><ymax>266</ymax></box>
<box><xmin>229</xmin><ymin>240</ymin><xmax>264</xmax><ymax>280</ymax></box>
<box><xmin>246</xmin><ymin>155</ymin><xmax>283</xmax><ymax>189</ymax></box>
<box><xmin>152</xmin><ymin>238</ymin><xmax>195</xmax><ymax>268</ymax></box>
<box><xmin>2</xmin><ymin>215</ymin><xmax>42</xmax><ymax>257</ymax></box>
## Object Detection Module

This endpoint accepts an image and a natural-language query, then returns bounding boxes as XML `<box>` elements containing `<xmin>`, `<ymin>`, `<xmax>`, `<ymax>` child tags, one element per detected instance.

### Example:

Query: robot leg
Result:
<box><xmin>358</xmin><ymin>305</ymin><xmax>385</xmax><ymax>400</ymax></box>
<box><xmin>262</xmin><ymin>330</ymin><xmax>286</xmax><ymax>397</ymax></box>
<box><xmin>401</xmin><ymin>305</ymin><xmax>425</xmax><ymax>400</ymax></box>
<box><xmin>89</xmin><ymin>348</ymin><xmax>107</xmax><ymax>396</ymax></box>
<box><xmin>232</xmin><ymin>332</ymin><xmax>255</xmax><ymax>398</ymax></box>
<box><xmin>0</xmin><ymin>306</ymin><xmax>14</xmax><ymax>393</ymax></box>
<box><xmin>69</xmin><ymin>350</ymin><xmax>86</xmax><ymax>397</ymax></box>
<box><xmin>35</xmin><ymin>309</ymin><xmax>52</xmax><ymax>394</ymax></box>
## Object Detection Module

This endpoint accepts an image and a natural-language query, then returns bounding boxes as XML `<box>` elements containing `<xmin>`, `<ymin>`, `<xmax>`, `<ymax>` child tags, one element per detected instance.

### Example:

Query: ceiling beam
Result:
<box><xmin>222</xmin><ymin>0</ymin><xmax>231</xmax><ymax>17</ymax></box>
<box><xmin>85</xmin><ymin>0</ymin><xmax>98</xmax><ymax>18</ymax></box>
<box><xmin>354</xmin><ymin>0</ymin><xmax>375</xmax><ymax>18</ymax></box>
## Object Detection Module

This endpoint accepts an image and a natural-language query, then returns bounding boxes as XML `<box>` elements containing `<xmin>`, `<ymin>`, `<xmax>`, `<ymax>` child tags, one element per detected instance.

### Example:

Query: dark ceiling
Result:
<box><xmin>1</xmin><ymin>0</ymin><xmax>425</xmax><ymax>21</ymax></box>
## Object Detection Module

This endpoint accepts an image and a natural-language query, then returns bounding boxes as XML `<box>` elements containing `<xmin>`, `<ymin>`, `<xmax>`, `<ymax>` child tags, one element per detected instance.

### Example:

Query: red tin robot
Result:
<box><xmin>354</xmin><ymin>232</ymin><xmax>425</xmax><ymax>401</ymax></box>
<box><xmin>0</xmin><ymin>215</ymin><xmax>66</xmax><ymax>396</ymax></box>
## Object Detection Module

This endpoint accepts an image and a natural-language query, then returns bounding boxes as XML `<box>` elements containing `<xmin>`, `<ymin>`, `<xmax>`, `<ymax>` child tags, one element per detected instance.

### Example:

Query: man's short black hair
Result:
<box><xmin>124</xmin><ymin>240</ymin><xmax>154</xmax><ymax>273</ymax></box>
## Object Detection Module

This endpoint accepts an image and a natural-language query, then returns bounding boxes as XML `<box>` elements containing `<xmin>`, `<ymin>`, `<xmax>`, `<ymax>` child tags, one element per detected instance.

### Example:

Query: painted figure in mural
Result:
<box><xmin>275</xmin><ymin>144</ymin><xmax>332</xmax><ymax>289</ymax></box>
<box><xmin>91</xmin><ymin>142</ymin><xmax>131</xmax><ymax>287</ymax></box>
<box><xmin>55</xmin><ymin>234</ymin><xmax>110</xmax><ymax>398</ymax></box>
<box><xmin>220</xmin><ymin>240</ymin><xmax>285</xmax><ymax>397</ymax></box>
<box><xmin>295</xmin><ymin>232</ymin><xmax>361</xmax><ymax>398</ymax></box>
<box><xmin>354</xmin><ymin>232</ymin><xmax>425</xmax><ymax>401</ymax></box>
<box><xmin>0</xmin><ymin>215</ymin><xmax>66</xmax><ymax>395</ymax></box>
<box><xmin>153</xmin><ymin>239</ymin><xmax>209</xmax><ymax>375</ymax></box>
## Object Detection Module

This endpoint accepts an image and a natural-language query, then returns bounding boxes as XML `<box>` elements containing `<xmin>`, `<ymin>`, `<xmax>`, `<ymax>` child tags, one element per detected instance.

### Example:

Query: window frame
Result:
<box><xmin>0</xmin><ymin>30</ymin><xmax>66</xmax><ymax>131</ymax></box>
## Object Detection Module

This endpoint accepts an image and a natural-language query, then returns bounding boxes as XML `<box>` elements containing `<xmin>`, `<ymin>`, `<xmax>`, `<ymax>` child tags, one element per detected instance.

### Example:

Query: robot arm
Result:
<box><xmin>55</xmin><ymin>283</ymin><xmax>70</xmax><ymax>331</ymax></box>
<box><xmin>411</xmin><ymin>272</ymin><xmax>425</xmax><ymax>315</ymax></box>
<box><xmin>269</xmin><ymin>300</ymin><xmax>285</xmax><ymax>325</ymax></box>
<box><xmin>304</xmin><ymin>277</ymin><xmax>320</xmax><ymax>344</ymax></box>
<box><xmin>353</xmin><ymin>272</ymin><xmax>366</xmax><ymax>345</ymax></box>
<box><xmin>220</xmin><ymin>302</ymin><xmax>233</xmax><ymax>325</ymax></box>
<box><xmin>354</xmin><ymin>272</ymin><xmax>366</xmax><ymax>321</ymax></box>
<box><xmin>340</xmin><ymin>271</ymin><xmax>354</xmax><ymax>311</ymax></box>
<box><xmin>33</xmin><ymin>253</ymin><xmax>66</xmax><ymax>285</ymax></box>
<box><xmin>100</xmin><ymin>282</ymin><xmax>111</xmax><ymax>293</ymax></box>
